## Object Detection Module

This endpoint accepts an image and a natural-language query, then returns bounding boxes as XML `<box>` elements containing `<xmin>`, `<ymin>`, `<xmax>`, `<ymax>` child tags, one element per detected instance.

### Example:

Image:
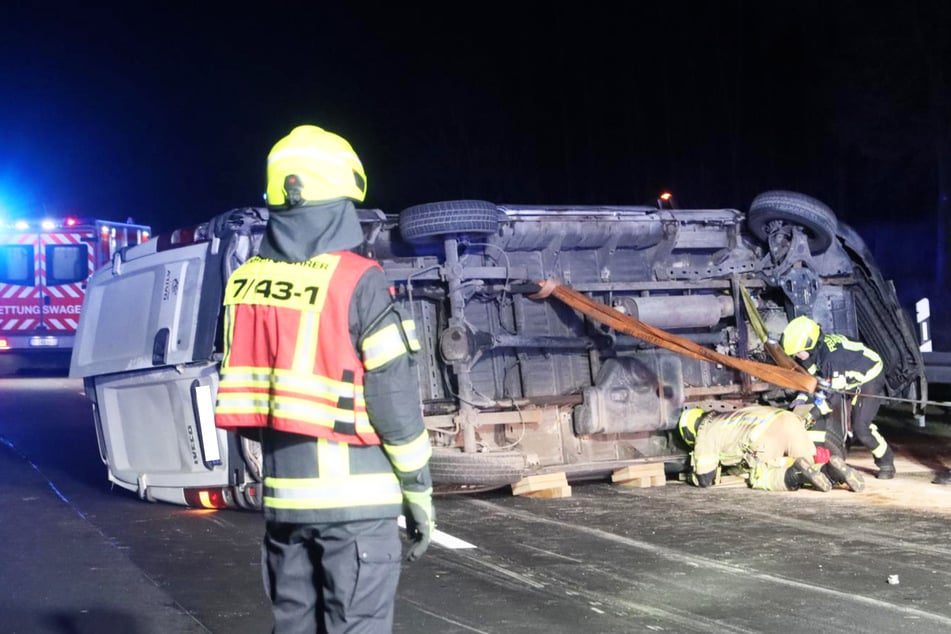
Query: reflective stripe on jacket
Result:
<box><xmin>215</xmin><ymin>252</ymin><xmax>411</xmax><ymax>444</ymax></box>
<box><xmin>691</xmin><ymin>406</ymin><xmax>785</xmax><ymax>476</ymax></box>
<box><xmin>806</xmin><ymin>334</ymin><xmax>883</xmax><ymax>390</ymax></box>
<box><xmin>261</xmin><ymin>433</ymin><xmax>405</xmax><ymax>523</ymax></box>
<box><xmin>261</xmin><ymin>429</ymin><xmax>432</xmax><ymax>518</ymax></box>
<box><xmin>383</xmin><ymin>429</ymin><xmax>432</xmax><ymax>474</ymax></box>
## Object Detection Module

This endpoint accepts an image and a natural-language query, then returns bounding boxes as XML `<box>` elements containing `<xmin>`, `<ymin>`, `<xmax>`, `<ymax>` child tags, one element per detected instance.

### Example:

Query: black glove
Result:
<box><xmin>402</xmin><ymin>488</ymin><xmax>434</xmax><ymax>562</ymax></box>
<box><xmin>396</xmin><ymin>464</ymin><xmax>434</xmax><ymax>562</ymax></box>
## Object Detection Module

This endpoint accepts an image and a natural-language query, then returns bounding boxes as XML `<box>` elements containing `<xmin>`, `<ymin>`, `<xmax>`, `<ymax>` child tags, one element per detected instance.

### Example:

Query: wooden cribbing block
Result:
<box><xmin>612</xmin><ymin>463</ymin><xmax>666</xmax><ymax>488</ymax></box>
<box><xmin>522</xmin><ymin>485</ymin><xmax>573</xmax><ymax>499</ymax></box>
<box><xmin>715</xmin><ymin>474</ymin><xmax>749</xmax><ymax>488</ymax></box>
<box><xmin>512</xmin><ymin>472</ymin><xmax>572</xmax><ymax>498</ymax></box>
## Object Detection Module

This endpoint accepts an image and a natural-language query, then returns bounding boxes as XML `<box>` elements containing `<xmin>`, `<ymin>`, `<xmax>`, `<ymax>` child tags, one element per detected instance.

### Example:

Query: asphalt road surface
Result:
<box><xmin>3</xmin><ymin>374</ymin><xmax>951</xmax><ymax>633</ymax></box>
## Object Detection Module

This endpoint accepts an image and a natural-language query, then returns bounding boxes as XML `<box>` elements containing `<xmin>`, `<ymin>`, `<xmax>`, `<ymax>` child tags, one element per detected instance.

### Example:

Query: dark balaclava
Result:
<box><xmin>258</xmin><ymin>198</ymin><xmax>364</xmax><ymax>263</ymax></box>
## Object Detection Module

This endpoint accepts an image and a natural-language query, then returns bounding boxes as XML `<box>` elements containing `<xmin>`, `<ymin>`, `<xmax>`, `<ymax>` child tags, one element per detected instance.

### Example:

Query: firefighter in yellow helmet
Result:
<box><xmin>782</xmin><ymin>315</ymin><xmax>894</xmax><ymax>479</ymax></box>
<box><xmin>215</xmin><ymin>125</ymin><xmax>433</xmax><ymax>633</ymax></box>
<box><xmin>678</xmin><ymin>404</ymin><xmax>864</xmax><ymax>492</ymax></box>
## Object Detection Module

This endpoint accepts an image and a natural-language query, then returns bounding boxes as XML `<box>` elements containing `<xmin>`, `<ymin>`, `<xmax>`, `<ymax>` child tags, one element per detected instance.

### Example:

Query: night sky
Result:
<box><xmin>2</xmin><ymin>2</ymin><xmax>950</xmax><ymax>316</ymax></box>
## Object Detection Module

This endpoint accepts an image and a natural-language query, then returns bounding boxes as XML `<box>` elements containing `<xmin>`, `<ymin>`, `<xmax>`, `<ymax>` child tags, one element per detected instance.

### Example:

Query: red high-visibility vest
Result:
<box><xmin>215</xmin><ymin>251</ymin><xmax>381</xmax><ymax>444</ymax></box>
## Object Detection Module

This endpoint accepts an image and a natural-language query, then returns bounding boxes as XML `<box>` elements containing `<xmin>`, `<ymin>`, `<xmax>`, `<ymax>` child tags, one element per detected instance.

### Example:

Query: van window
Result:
<box><xmin>46</xmin><ymin>244</ymin><xmax>88</xmax><ymax>285</ymax></box>
<box><xmin>0</xmin><ymin>245</ymin><xmax>34</xmax><ymax>285</ymax></box>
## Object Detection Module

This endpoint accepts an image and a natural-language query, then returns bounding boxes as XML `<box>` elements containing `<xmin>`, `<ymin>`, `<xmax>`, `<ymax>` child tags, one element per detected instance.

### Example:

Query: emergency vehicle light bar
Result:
<box><xmin>2</xmin><ymin>217</ymin><xmax>103</xmax><ymax>230</ymax></box>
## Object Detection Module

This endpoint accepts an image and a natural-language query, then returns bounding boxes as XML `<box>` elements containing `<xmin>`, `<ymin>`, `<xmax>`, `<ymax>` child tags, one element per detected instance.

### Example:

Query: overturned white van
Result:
<box><xmin>70</xmin><ymin>192</ymin><xmax>926</xmax><ymax>507</ymax></box>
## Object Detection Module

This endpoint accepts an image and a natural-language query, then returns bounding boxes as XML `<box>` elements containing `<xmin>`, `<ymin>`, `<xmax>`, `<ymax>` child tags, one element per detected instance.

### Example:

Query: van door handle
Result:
<box><xmin>152</xmin><ymin>328</ymin><xmax>170</xmax><ymax>365</ymax></box>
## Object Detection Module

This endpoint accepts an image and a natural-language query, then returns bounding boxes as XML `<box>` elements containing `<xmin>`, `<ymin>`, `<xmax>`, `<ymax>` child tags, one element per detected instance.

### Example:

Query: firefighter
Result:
<box><xmin>782</xmin><ymin>315</ymin><xmax>895</xmax><ymax>479</ymax></box>
<box><xmin>678</xmin><ymin>405</ymin><xmax>864</xmax><ymax>493</ymax></box>
<box><xmin>215</xmin><ymin>124</ymin><xmax>434</xmax><ymax>634</ymax></box>
<box><xmin>787</xmin><ymin>391</ymin><xmax>868</xmax><ymax>491</ymax></box>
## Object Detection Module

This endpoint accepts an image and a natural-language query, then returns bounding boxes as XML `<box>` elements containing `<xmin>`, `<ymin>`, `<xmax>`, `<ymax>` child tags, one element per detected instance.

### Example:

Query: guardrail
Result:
<box><xmin>924</xmin><ymin>352</ymin><xmax>951</xmax><ymax>385</ymax></box>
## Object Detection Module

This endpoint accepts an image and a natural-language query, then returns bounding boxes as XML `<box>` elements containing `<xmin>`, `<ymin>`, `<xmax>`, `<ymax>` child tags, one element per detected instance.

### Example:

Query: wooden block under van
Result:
<box><xmin>612</xmin><ymin>463</ymin><xmax>666</xmax><ymax>488</ymax></box>
<box><xmin>512</xmin><ymin>472</ymin><xmax>571</xmax><ymax>498</ymax></box>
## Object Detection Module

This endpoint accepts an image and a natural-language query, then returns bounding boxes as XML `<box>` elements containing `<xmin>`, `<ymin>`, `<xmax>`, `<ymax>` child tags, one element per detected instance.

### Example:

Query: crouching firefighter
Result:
<box><xmin>215</xmin><ymin>124</ymin><xmax>434</xmax><ymax>634</ymax></box>
<box><xmin>782</xmin><ymin>315</ymin><xmax>895</xmax><ymax>479</ymax></box>
<box><xmin>678</xmin><ymin>405</ymin><xmax>863</xmax><ymax>493</ymax></box>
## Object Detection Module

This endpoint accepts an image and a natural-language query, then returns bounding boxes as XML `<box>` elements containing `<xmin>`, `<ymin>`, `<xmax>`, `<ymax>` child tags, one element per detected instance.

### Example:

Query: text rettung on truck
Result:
<box><xmin>68</xmin><ymin>190</ymin><xmax>925</xmax><ymax>509</ymax></box>
<box><xmin>0</xmin><ymin>216</ymin><xmax>150</xmax><ymax>367</ymax></box>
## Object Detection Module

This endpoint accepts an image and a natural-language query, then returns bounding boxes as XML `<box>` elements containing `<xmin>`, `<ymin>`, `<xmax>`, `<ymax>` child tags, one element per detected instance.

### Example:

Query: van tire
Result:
<box><xmin>747</xmin><ymin>190</ymin><xmax>838</xmax><ymax>255</ymax></box>
<box><xmin>429</xmin><ymin>447</ymin><xmax>528</xmax><ymax>486</ymax></box>
<box><xmin>399</xmin><ymin>200</ymin><xmax>500</xmax><ymax>242</ymax></box>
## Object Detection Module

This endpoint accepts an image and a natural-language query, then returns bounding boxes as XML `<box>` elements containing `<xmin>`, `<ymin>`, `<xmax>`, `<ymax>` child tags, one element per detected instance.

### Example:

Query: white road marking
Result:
<box><xmin>467</xmin><ymin>497</ymin><xmax>951</xmax><ymax>628</ymax></box>
<box><xmin>398</xmin><ymin>514</ymin><xmax>477</xmax><ymax>549</ymax></box>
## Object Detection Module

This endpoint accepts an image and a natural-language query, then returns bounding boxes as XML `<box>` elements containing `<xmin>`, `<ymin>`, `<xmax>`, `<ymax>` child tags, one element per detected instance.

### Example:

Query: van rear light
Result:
<box><xmin>0</xmin><ymin>338</ymin><xmax>9</xmax><ymax>351</ymax></box>
<box><xmin>238</xmin><ymin>484</ymin><xmax>263</xmax><ymax>510</ymax></box>
<box><xmin>183</xmin><ymin>487</ymin><xmax>234</xmax><ymax>509</ymax></box>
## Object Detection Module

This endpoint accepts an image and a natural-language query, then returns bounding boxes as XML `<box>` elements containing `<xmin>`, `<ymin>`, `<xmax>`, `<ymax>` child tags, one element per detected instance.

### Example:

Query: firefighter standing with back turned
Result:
<box><xmin>215</xmin><ymin>124</ymin><xmax>434</xmax><ymax>634</ymax></box>
<box><xmin>781</xmin><ymin>315</ymin><xmax>895</xmax><ymax>479</ymax></box>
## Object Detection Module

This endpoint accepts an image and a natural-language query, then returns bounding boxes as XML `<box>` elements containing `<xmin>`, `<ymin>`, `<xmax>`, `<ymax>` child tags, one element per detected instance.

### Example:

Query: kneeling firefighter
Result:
<box><xmin>215</xmin><ymin>125</ymin><xmax>434</xmax><ymax>633</ymax></box>
<box><xmin>679</xmin><ymin>405</ymin><xmax>864</xmax><ymax>492</ymax></box>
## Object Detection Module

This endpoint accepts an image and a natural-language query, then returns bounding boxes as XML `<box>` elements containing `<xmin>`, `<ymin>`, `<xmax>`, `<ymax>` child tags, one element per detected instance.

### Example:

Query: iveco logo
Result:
<box><xmin>162</xmin><ymin>271</ymin><xmax>180</xmax><ymax>301</ymax></box>
<box><xmin>185</xmin><ymin>424</ymin><xmax>199</xmax><ymax>465</ymax></box>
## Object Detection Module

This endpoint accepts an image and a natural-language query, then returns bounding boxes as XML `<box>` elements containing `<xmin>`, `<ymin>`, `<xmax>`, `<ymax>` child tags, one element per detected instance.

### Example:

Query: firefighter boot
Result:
<box><xmin>823</xmin><ymin>456</ymin><xmax>866</xmax><ymax>493</ymax></box>
<box><xmin>875</xmin><ymin>447</ymin><xmax>896</xmax><ymax>480</ymax></box>
<box><xmin>934</xmin><ymin>470</ymin><xmax>951</xmax><ymax>485</ymax></box>
<box><xmin>786</xmin><ymin>458</ymin><xmax>832</xmax><ymax>492</ymax></box>
<box><xmin>876</xmin><ymin>464</ymin><xmax>896</xmax><ymax>480</ymax></box>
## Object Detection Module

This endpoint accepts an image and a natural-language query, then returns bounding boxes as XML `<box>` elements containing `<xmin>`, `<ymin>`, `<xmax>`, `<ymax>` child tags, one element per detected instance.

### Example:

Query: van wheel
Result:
<box><xmin>399</xmin><ymin>200</ymin><xmax>500</xmax><ymax>242</ymax></box>
<box><xmin>747</xmin><ymin>190</ymin><xmax>838</xmax><ymax>255</ymax></box>
<box><xmin>429</xmin><ymin>447</ymin><xmax>528</xmax><ymax>486</ymax></box>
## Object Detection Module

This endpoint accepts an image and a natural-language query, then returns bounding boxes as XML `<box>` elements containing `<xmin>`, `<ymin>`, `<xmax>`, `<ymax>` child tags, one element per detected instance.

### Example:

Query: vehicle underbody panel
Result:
<box><xmin>71</xmin><ymin>193</ymin><xmax>926</xmax><ymax>498</ymax></box>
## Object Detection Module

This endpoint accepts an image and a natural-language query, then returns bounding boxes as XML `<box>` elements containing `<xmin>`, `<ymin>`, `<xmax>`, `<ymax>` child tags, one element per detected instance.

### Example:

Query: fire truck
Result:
<box><xmin>0</xmin><ymin>216</ymin><xmax>151</xmax><ymax>368</ymax></box>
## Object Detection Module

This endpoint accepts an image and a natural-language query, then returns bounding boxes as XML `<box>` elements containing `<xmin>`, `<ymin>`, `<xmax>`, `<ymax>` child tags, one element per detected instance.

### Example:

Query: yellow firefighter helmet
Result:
<box><xmin>265</xmin><ymin>125</ymin><xmax>367</xmax><ymax>209</ymax></box>
<box><xmin>678</xmin><ymin>407</ymin><xmax>705</xmax><ymax>447</ymax></box>
<box><xmin>782</xmin><ymin>315</ymin><xmax>821</xmax><ymax>356</ymax></box>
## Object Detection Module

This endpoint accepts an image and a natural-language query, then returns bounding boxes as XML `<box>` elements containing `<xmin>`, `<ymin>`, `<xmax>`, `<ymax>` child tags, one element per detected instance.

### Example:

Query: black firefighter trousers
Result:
<box><xmin>263</xmin><ymin>518</ymin><xmax>402</xmax><ymax>634</ymax></box>
<box><xmin>818</xmin><ymin>375</ymin><xmax>894</xmax><ymax>468</ymax></box>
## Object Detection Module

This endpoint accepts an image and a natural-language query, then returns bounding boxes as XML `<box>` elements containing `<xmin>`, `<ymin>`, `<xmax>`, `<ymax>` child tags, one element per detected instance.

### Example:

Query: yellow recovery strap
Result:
<box><xmin>738</xmin><ymin>284</ymin><xmax>809</xmax><ymax>374</ymax></box>
<box><xmin>531</xmin><ymin>279</ymin><xmax>818</xmax><ymax>395</ymax></box>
